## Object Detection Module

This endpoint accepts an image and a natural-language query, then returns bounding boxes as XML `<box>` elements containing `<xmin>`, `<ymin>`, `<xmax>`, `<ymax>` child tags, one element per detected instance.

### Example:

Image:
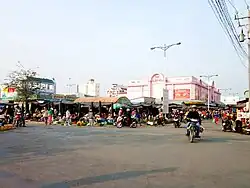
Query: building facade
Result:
<box><xmin>127</xmin><ymin>73</ymin><xmax>221</xmax><ymax>103</ymax></box>
<box><xmin>0</xmin><ymin>77</ymin><xmax>56</xmax><ymax>100</ymax></box>
<box><xmin>221</xmin><ymin>95</ymin><xmax>240</xmax><ymax>105</ymax></box>
<box><xmin>106</xmin><ymin>84</ymin><xmax>127</xmax><ymax>97</ymax></box>
<box><xmin>79</xmin><ymin>79</ymin><xmax>100</xmax><ymax>97</ymax></box>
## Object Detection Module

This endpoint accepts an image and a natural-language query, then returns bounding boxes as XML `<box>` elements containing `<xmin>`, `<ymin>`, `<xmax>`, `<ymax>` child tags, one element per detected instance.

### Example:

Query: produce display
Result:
<box><xmin>0</xmin><ymin>124</ymin><xmax>14</xmax><ymax>131</ymax></box>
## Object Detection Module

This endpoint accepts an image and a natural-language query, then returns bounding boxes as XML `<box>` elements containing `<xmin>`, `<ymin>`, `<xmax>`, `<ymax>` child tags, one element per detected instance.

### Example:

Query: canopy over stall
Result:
<box><xmin>183</xmin><ymin>100</ymin><xmax>205</xmax><ymax>106</ymax></box>
<box><xmin>74</xmin><ymin>96</ymin><xmax>132</xmax><ymax>109</ymax></box>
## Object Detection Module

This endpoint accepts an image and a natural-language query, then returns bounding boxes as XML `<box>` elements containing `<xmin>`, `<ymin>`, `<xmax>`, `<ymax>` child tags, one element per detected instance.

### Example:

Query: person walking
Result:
<box><xmin>88</xmin><ymin>109</ymin><xmax>94</xmax><ymax>126</ymax></box>
<box><xmin>43</xmin><ymin>107</ymin><xmax>49</xmax><ymax>126</ymax></box>
<box><xmin>65</xmin><ymin>109</ymin><xmax>71</xmax><ymax>126</ymax></box>
<box><xmin>48</xmin><ymin>108</ymin><xmax>53</xmax><ymax>125</ymax></box>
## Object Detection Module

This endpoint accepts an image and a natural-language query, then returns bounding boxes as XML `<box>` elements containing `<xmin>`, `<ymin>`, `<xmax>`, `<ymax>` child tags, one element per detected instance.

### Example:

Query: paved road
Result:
<box><xmin>0</xmin><ymin>122</ymin><xmax>250</xmax><ymax>188</ymax></box>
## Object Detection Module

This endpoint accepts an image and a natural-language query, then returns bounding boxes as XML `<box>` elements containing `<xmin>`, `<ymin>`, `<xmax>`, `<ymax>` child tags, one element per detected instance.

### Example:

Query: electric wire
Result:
<box><xmin>208</xmin><ymin>0</ymin><xmax>247</xmax><ymax>67</ymax></box>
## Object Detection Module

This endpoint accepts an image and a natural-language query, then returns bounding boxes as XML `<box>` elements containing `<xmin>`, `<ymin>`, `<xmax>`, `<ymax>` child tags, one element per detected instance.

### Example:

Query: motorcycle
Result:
<box><xmin>130</xmin><ymin>117</ymin><xmax>138</xmax><ymax>128</ymax></box>
<box><xmin>116</xmin><ymin>116</ymin><xmax>124</xmax><ymax>128</ymax></box>
<box><xmin>154</xmin><ymin>115</ymin><xmax>166</xmax><ymax>126</ymax></box>
<box><xmin>0</xmin><ymin>114</ymin><xmax>5</xmax><ymax>126</ymax></box>
<box><xmin>15</xmin><ymin>112</ymin><xmax>23</xmax><ymax>127</ymax></box>
<box><xmin>173</xmin><ymin>115</ymin><xmax>181</xmax><ymax>128</ymax></box>
<box><xmin>187</xmin><ymin>119</ymin><xmax>200</xmax><ymax>143</ymax></box>
<box><xmin>222</xmin><ymin>119</ymin><xmax>233</xmax><ymax>132</ymax></box>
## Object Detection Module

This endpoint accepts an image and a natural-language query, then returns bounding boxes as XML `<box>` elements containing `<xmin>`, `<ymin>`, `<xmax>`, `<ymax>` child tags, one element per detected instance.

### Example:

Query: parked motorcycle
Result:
<box><xmin>154</xmin><ymin>115</ymin><xmax>166</xmax><ymax>126</ymax></box>
<box><xmin>187</xmin><ymin>119</ymin><xmax>201</xmax><ymax>143</ymax></box>
<box><xmin>116</xmin><ymin>116</ymin><xmax>126</xmax><ymax>128</ymax></box>
<box><xmin>0</xmin><ymin>114</ymin><xmax>5</xmax><ymax>126</ymax></box>
<box><xmin>222</xmin><ymin>119</ymin><xmax>233</xmax><ymax>132</ymax></box>
<box><xmin>130</xmin><ymin>117</ymin><xmax>138</xmax><ymax>128</ymax></box>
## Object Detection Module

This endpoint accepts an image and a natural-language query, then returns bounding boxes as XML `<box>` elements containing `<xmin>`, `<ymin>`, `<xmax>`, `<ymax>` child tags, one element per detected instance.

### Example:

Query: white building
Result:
<box><xmin>127</xmin><ymin>73</ymin><xmax>221</xmax><ymax>103</ymax></box>
<box><xmin>106</xmin><ymin>84</ymin><xmax>127</xmax><ymax>97</ymax></box>
<box><xmin>79</xmin><ymin>79</ymin><xmax>100</xmax><ymax>97</ymax></box>
<box><xmin>221</xmin><ymin>95</ymin><xmax>240</xmax><ymax>105</ymax></box>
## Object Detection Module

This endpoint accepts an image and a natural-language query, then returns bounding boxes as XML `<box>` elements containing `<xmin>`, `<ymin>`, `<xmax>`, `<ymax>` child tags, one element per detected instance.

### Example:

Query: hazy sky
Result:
<box><xmin>0</xmin><ymin>0</ymin><xmax>248</xmax><ymax>96</ymax></box>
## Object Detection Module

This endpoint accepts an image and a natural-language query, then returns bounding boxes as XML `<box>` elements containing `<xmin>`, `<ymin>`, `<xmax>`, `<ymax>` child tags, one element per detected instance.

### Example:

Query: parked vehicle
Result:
<box><xmin>222</xmin><ymin>119</ymin><xmax>233</xmax><ymax>132</ymax></box>
<box><xmin>0</xmin><ymin>114</ymin><xmax>5</xmax><ymax>126</ymax></box>
<box><xmin>130</xmin><ymin>117</ymin><xmax>138</xmax><ymax>128</ymax></box>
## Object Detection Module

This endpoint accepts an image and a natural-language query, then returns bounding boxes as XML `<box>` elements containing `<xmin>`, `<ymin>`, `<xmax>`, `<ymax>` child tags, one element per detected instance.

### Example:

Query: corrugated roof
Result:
<box><xmin>74</xmin><ymin>97</ymin><xmax>119</xmax><ymax>103</ymax></box>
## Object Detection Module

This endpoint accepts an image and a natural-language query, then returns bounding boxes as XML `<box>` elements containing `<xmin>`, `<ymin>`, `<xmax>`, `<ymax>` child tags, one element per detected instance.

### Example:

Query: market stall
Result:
<box><xmin>74</xmin><ymin>96</ymin><xmax>132</xmax><ymax>116</ymax></box>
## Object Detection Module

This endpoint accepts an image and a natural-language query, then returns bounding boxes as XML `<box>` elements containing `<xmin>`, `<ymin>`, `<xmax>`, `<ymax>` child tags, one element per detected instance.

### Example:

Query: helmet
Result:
<box><xmin>191</xmin><ymin>105</ymin><xmax>197</xmax><ymax>108</ymax></box>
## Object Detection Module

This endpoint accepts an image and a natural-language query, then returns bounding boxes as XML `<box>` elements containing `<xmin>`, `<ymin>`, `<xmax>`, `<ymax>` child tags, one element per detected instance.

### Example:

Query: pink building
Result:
<box><xmin>127</xmin><ymin>73</ymin><xmax>221</xmax><ymax>103</ymax></box>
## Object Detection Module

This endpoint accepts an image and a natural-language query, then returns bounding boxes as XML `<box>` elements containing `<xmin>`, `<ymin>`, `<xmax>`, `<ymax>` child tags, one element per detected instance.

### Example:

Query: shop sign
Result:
<box><xmin>52</xmin><ymin>94</ymin><xmax>77</xmax><ymax>101</ymax></box>
<box><xmin>174</xmin><ymin>89</ymin><xmax>190</xmax><ymax>100</ymax></box>
<box><xmin>53</xmin><ymin>94</ymin><xmax>65</xmax><ymax>99</ymax></box>
<box><xmin>237</xmin><ymin>112</ymin><xmax>249</xmax><ymax>119</ymax></box>
<box><xmin>65</xmin><ymin>95</ymin><xmax>77</xmax><ymax>100</ymax></box>
<box><xmin>0</xmin><ymin>86</ymin><xmax>17</xmax><ymax>100</ymax></box>
<box><xmin>151</xmin><ymin>74</ymin><xmax>164</xmax><ymax>83</ymax></box>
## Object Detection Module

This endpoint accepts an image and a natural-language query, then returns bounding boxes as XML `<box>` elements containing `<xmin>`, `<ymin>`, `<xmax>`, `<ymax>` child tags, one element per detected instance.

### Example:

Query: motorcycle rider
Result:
<box><xmin>186</xmin><ymin>105</ymin><xmax>201</xmax><ymax>138</ymax></box>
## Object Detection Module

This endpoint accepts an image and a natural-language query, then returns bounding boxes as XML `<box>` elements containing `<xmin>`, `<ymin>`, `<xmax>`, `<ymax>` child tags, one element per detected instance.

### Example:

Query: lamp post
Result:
<box><xmin>200</xmin><ymin>74</ymin><xmax>218</xmax><ymax>111</ymax></box>
<box><xmin>150</xmin><ymin>42</ymin><xmax>181</xmax><ymax>58</ymax></box>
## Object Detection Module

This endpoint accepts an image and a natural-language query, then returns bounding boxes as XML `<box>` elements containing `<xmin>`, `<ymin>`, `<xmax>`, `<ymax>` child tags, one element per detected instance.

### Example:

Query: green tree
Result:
<box><xmin>5</xmin><ymin>68</ymin><xmax>41</xmax><ymax>112</ymax></box>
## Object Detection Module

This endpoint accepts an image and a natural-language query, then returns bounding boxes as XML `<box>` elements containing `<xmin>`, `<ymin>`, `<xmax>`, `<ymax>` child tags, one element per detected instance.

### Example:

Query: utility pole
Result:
<box><xmin>200</xmin><ymin>74</ymin><xmax>218</xmax><ymax>111</ymax></box>
<box><xmin>236</xmin><ymin>9</ymin><xmax>250</xmax><ymax>113</ymax></box>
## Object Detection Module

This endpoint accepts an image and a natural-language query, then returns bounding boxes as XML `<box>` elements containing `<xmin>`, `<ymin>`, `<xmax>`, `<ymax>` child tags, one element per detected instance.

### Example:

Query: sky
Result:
<box><xmin>0</xmin><ymin>0</ymin><xmax>249</xmax><ymax>96</ymax></box>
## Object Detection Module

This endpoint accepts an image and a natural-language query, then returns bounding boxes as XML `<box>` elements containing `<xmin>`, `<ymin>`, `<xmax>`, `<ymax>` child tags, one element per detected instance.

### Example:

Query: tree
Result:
<box><xmin>5</xmin><ymin>68</ymin><xmax>41</xmax><ymax>112</ymax></box>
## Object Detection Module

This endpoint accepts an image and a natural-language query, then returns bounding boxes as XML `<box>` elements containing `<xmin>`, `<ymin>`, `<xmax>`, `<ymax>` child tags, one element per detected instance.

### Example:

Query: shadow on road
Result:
<box><xmin>41</xmin><ymin>167</ymin><xmax>178</xmax><ymax>188</ymax></box>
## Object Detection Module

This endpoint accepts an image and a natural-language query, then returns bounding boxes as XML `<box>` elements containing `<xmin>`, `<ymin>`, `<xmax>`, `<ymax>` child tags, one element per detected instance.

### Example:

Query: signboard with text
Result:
<box><xmin>0</xmin><ymin>86</ymin><xmax>17</xmax><ymax>100</ymax></box>
<box><xmin>162</xmin><ymin>89</ymin><xmax>169</xmax><ymax>114</ymax></box>
<box><xmin>174</xmin><ymin>89</ymin><xmax>190</xmax><ymax>100</ymax></box>
<box><xmin>151</xmin><ymin>74</ymin><xmax>164</xmax><ymax>83</ymax></box>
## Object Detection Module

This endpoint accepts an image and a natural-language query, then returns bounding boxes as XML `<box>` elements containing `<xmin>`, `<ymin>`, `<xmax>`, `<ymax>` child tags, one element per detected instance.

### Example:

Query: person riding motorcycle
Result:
<box><xmin>186</xmin><ymin>105</ymin><xmax>201</xmax><ymax>138</ymax></box>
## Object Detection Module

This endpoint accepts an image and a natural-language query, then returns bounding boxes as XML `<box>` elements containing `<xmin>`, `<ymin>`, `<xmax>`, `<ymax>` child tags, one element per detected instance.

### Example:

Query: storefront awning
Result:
<box><xmin>183</xmin><ymin>100</ymin><xmax>205</xmax><ymax>105</ymax></box>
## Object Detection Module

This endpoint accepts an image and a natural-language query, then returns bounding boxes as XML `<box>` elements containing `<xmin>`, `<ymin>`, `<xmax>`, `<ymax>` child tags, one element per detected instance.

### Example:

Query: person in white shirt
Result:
<box><xmin>65</xmin><ymin>109</ymin><xmax>71</xmax><ymax>126</ymax></box>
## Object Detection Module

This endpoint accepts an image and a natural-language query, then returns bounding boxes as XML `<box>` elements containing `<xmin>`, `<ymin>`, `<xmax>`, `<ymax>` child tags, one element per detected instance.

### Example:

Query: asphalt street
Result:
<box><xmin>1</xmin><ymin>121</ymin><xmax>250</xmax><ymax>188</ymax></box>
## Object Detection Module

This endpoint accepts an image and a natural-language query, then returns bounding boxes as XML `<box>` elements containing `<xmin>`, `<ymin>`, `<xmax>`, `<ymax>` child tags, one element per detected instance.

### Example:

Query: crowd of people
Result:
<box><xmin>0</xmin><ymin>103</ymin><xmax>238</xmax><ymax>130</ymax></box>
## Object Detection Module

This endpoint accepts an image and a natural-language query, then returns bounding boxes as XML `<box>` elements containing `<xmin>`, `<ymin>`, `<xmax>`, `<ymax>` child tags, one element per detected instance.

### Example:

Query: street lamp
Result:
<box><xmin>150</xmin><ymin>42</ymin><xmax>181</xmax><ymax>58</ymax></box>
<box><xmin>200</xmin><ymin>74</ymin><xmax>219</xmax><ymax>111</ymax></box>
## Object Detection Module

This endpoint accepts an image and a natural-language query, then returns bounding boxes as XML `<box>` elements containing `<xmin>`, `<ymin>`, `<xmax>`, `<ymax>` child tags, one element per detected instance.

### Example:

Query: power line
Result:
<box><xmin>219</xmin><ymin>0</ymin><xmax>248</xmax><ymax>56</ymax></box>
<box><xmin>244</xmin><ymin>0</ymin><xmax>250</xmax><ymax>9</ymax></box>
<box><xmin>208</xmin><ymin>0</ymin><xmax>247</xmax><ymax>68</ymax></box>
<box><xmin>226</xmin><ymin>0</ymin><xmax>238</xmax><ymax>12</ymax></box>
